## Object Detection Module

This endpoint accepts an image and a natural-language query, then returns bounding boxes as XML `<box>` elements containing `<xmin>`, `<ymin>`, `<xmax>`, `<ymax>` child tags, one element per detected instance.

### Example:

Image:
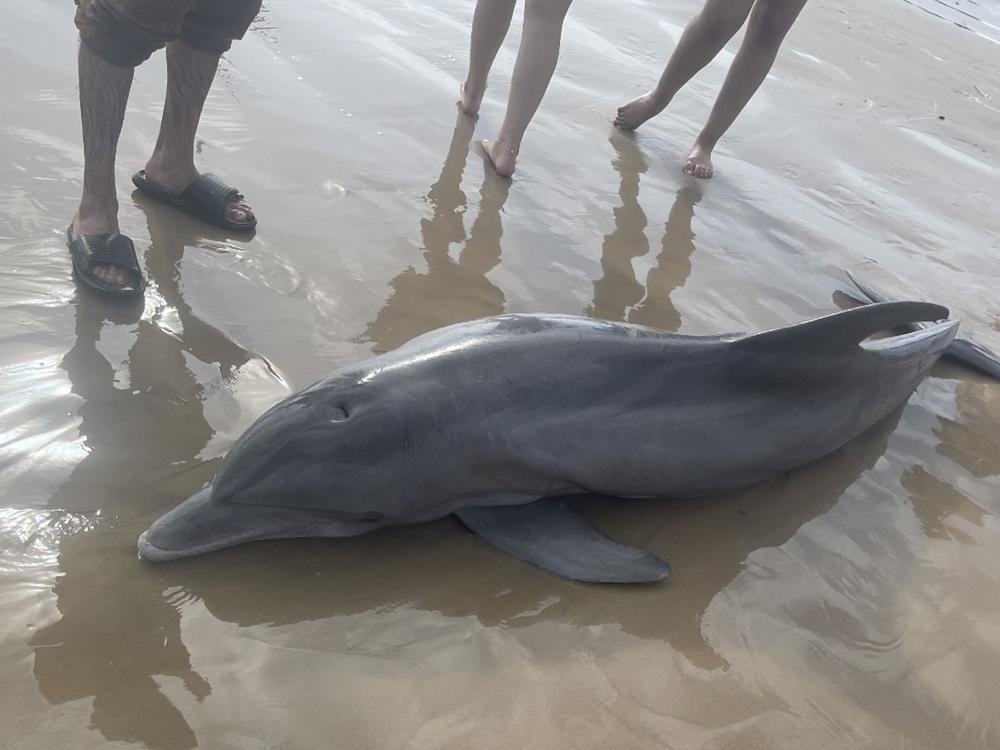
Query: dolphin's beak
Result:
<box><xmin>138</xmin><ymin>487</ymin><xmax>292</xmax><ymax>562</ymax></box>
<box><xmin>138</xmin><ymin>487</ymin><xmax>378</xmax><ymax>562</ymax></box>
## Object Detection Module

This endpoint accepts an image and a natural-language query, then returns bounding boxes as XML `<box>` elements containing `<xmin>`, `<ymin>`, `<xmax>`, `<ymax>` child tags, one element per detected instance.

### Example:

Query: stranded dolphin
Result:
<box><xmin>139</xmin><ymin>301</ymin><xmax>958</xmax><ymax>583</ymax></box>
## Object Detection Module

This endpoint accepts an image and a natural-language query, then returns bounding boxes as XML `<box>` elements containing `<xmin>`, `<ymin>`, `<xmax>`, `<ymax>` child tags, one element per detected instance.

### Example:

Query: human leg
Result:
<box><xmin>683</xmin><ymin>0</ymin><xmax>808</xmax><ymax>177</ymax></box>
<box><xmin>461</xmin><ymin>0</ymin><xmax>518</xmax><ymax>116</ymax></box>
<box><xmin>614</xmin><ymin>0</ymin><xmax>754</xmax><ymax>131</ymax></box>
<box><xmin>482</xmin><ymin>0</ymin><xmax>574</xmax><ymax>177</ymax></box>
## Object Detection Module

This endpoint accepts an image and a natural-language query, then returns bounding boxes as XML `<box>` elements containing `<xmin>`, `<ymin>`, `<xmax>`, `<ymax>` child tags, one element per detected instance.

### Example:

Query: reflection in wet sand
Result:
<box><xmin>933</xmin><ymin>378</ymin><xmax>1000</xmax><ymax>478</ymax></box>
<box><xmin>28</xmin><ymin>205</ymin><xmax>261</xmax><ymax>750</ymax></box>
<box><xmin>903</xmin><ymin>465</ymin><xmax>982</xmax><ymax>544</ymax></box>
<box><xmin>588</xmin><ymin>137</ymin><xmax>650</xmax><ymax>322</ymax></box>
<box><xmin>903</xmin><ymin>376</ymin><xmax>998</xmax><ymax>546</ymax></box>
<box><xmin>698</xmin><ymin>378</ymin><xmax>1000</xmax><ymax>749</ymax></box>
<box><xmin>588</xmin><ymin>135</ymin><xmax>700</xmax><ymax>332</ymax></box>
<box><xmin>363</xmin><ymin>116</ymin><xmax>510</xmax><ymax>352</ymax></box>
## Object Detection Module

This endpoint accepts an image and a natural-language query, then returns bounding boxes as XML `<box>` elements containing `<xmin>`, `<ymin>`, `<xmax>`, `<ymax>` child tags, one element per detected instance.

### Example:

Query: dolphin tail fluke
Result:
<box><xmin>943</xmin><ymin>339</ymin><xmax>1000</xmax><ymax>379</ymax></box>
<box><xmin>736</xmin><ymin>300</ymin><xmax>949</xmax><ymax>355</ymax></box>
<box><xmin>456</xmin><ymin>499</ymin><xmax>670</xmax><ymax>584</ymax></box>
<box><xmin>847</xmin><ymin>271</ymin><xmax>1000</xmax><ymax>380</ymax></box>
<box><xmin>845</xmin><ymin>270</ymin><xmax>890</xmax><ymax>305</ymax></box>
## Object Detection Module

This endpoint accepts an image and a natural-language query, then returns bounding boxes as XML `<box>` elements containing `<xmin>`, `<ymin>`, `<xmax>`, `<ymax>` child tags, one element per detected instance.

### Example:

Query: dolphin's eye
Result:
<box><xmin>326</xmin><ymin>405</ymin><xmax>349</xmax><ymax>422</ymax></box>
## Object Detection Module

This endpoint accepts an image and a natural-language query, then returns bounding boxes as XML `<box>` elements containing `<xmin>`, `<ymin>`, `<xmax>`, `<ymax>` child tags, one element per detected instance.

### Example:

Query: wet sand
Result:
<box><xmin>2</xmin><ymin>0</ymin><xmax>999</xmax><ymax>748</ymax></box>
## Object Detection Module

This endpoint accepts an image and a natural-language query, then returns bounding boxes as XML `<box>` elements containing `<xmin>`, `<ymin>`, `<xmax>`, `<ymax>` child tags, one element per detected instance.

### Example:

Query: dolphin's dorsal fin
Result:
<box><xmin>846</xmin><ymin>272</ymin><xmax>1000</xmax><ymax>379</ymax></box>
<box><xmin>735</xmin><ymin>301</ymin><xmax>949</xmax><ymax>354</ymax></box>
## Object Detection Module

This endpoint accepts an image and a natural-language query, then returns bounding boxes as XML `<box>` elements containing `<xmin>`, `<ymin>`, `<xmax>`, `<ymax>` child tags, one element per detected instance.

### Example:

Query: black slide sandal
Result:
<box><xmin>132</xmin><ymin>171</ymin><xmax>257</xmax><ymax>231</ymax></box>
<box><xmin>66</xmin><ymin>226</ymin><xmax>146</xmax><ymax>298</ymax></box>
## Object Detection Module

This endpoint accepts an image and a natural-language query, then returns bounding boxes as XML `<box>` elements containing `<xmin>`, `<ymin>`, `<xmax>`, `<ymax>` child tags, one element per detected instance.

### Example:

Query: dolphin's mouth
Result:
<box><xmin>138</xmin><ymin>528</ymin><xmax>243</xmax><ymax>562</ymax></box>
<box><xmin>138</xmin><ymin>487</ymin><xmax>277</xmax><ymax>561</ymax></box>
<box><xmin>138</xmin><ymin>487</ymin><xmax>385</xmax><ymax>562</ymax></box>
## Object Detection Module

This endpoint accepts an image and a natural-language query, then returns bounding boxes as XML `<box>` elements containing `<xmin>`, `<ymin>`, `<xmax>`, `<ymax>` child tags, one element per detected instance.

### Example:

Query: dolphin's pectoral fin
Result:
<box><xmin>736</xmin><ymin>300</ymin><xmax>949</xmax><ymax>354</ymax></box>
<box><xmin>455</xmin><ymin>500</ymin><xmax>670</xmax><ymax>584</ymax></box>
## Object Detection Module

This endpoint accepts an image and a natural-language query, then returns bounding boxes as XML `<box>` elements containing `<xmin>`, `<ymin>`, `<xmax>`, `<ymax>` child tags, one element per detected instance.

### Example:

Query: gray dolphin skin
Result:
<box><xmin>846</xmin><ymin>271</ymin><xmax>1000</xmax><ymax>379</ymax></box>
<box><xmin>139</xmin><ymin>301</ymin><xmax>958</xmax><ymax>583</ymax></box>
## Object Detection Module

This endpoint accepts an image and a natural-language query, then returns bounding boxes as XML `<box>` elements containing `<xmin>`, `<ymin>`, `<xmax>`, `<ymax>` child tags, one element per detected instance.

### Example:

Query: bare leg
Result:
<box><xmin>482</xmin><ymin>0</ymin><xmax>574</xmax><ymax>177</ymax></box>
<box><xmin>461</xmin><ymin>0</ymin><xmax>517</xmax><ymax>116</ymax></box>
<box><xmin>684</xmin><ymin>0</ymin><xmax>808</xmax><ymax>178</ymax></box>
<box><xmin>72</xmin><ymin>42</ymin><xmax>135</xmax><ymax>287</ymax></box>
<box><xmin>614</xmin><ymin>0</ymin><xmax>754</xmax><ymax>131</ymax></box>
<box><xmin>142</xmin><ymin>40</ymin><xmax>253</xmax><ymax>223</ymax></box>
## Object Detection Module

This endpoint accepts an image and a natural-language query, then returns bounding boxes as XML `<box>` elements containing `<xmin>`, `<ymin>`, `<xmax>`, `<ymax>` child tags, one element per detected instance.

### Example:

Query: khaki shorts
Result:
<box><xmin>75</xmin><ymin>0</ymin><xmax>262</xmax><ymax>67</ymax></box>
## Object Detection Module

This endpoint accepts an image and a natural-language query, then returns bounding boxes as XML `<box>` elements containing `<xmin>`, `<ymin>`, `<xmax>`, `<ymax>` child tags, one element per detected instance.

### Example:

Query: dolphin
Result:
<box><xmin>139</xmin><ymin>301</ymin><xmax>958</xmax><ymax>583</ymax></box>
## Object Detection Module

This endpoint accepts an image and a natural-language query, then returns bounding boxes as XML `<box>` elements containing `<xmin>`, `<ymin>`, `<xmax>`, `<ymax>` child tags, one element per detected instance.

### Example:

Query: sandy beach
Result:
<box><xmin>1</xmin><ymin>0</ymin><xmax>999</xmax><ymax>747</ymax></box>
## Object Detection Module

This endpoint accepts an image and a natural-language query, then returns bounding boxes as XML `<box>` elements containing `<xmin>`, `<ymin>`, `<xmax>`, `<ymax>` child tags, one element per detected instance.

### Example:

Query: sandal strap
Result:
<box><xmin>83</xmin><ymin>233</ymin><xmax>142</xmax><ymax>273</ymax></box>
<box><xmin>180</xmin><ymin>173</ymin><xmax>243</xmax><ymax>219</ymax></box>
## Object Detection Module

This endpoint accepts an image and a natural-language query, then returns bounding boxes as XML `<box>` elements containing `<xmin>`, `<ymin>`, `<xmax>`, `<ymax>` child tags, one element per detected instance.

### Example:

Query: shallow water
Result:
<box><xmin>2</xmin><ymin>0</ymin><xmax>999</xmax><ymax>748</ymax></box>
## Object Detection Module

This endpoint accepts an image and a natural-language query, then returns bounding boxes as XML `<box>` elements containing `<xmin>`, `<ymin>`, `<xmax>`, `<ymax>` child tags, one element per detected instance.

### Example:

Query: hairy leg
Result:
<box><xmin>142</xmin><ymin>40</ymin><xmax>253</xmax><ymax>223</ymax></box>
<box><xmin>73</xmin><ymin>42</ymin><xmax>135</xmax><ymax>287</ymax></box>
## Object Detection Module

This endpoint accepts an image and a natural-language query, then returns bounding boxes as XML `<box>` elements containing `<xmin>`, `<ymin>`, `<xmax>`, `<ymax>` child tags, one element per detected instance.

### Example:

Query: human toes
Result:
<box><xmin>92</xmin><ymin>263</ymin><xmax>127</xmax><ymax>287</ymax></box>
<box><xmin>226</xmin><ymin>199</ymin><xmax>254</xmax><ymax>224</ymax></box>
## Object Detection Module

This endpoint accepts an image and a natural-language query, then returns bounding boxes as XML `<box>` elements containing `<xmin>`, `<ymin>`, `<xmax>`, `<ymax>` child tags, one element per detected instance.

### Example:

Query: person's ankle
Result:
<box><xmin>691</xmin><ymin>138</ymin><xmax>716</xmax><ymax>154</ymax></box>
<box><xmin>648</xmin><ymin>88</ymin><xmax>672</xmax><ymax>108</ymax></box>
<box><xmin>144</xmin><ymin>150</ymin><xmax>198</xmax><ymax>191</ymax></box>
<box><xmin>460</xmin><ymin>81</ymin><xmax>484</xmax><ymax>114</ymax></box>
<box><xmin>74</xmin><ymin>200</ymin><xmax>119</xmax><ymax>236</ymax></box>
<box><xmin>492</xmin><ymin>136</ymin><xmax>519</xmax><ymax>155</ymax></box>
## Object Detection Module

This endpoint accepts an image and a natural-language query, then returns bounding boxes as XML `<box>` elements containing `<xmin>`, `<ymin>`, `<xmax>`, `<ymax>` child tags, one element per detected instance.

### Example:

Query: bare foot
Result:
<box><xmin>481</xmin><ymin>139</ymin><xmax>517</xmax><ymax>178</ymax></box>
<box><xmin>70</xmin><ymin>210</ymin><xmax>129</xmax><ymax>288</ymax></box>
<box><xmin>143</xmin><ymin>156</ymin><xmax>255</xmax><ymax>225</ymax></box>
<box><xmin>458</xmin><ymin>81</ymin><xmax>483</xmax><ymax>118</ymax></box>
<box><xmin>682</xmin><ymin>143</ymin><xmax>714</xmax><ymax>179</ymax></box>
<box><xmin>614</xmin><ymin>92</ymin><xmax>670</xmax><ymax>131</ymax></box>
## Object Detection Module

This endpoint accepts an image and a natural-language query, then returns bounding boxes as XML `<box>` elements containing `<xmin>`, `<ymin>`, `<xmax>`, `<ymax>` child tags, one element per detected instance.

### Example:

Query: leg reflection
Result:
<box><xmin>364</xmin><ymin>116</ymin><xmax>511</xmax><ymax>352</ymax></box>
